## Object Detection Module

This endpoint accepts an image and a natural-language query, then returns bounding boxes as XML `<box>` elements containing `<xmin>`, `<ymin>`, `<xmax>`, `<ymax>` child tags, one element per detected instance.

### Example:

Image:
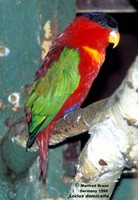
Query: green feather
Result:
<box><xmin>25</xmin><ymin>47</ymin><xmax>80</xmax><ymax>142</ymax></box>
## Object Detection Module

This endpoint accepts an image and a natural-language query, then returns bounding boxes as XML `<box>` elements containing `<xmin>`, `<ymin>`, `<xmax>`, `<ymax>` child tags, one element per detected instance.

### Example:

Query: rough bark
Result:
<box><xmin>67</xmin><ymin>56</ymin><xmax>138</xmax><ymax>199</ymax></box>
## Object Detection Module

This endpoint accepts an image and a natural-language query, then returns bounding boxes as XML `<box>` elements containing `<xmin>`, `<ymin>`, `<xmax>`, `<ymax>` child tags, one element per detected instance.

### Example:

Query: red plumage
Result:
<box><xmin>26</xmin><ymin>14</ymin><xmax>120</xmax><ymax>179</ymax></box>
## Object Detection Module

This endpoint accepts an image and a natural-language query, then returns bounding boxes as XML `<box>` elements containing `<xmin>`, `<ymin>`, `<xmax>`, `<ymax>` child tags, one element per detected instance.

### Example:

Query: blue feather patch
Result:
<box><xmin>64</xmin><ymin>104</ymin><xmax>78</xmax><ymax>114</ymax></box>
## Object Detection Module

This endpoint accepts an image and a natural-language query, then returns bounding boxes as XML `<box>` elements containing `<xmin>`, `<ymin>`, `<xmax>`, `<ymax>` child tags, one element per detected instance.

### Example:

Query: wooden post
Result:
<box><xmin>0</xmin><ymin>118</ymin><xmax>40</xmax><ymax>200</ymax></box>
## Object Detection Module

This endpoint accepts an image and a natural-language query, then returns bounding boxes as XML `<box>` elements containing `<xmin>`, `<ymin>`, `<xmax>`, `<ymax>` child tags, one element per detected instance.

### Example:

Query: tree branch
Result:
<box><xmin>67</xmin><ymin>56</ymin><xmax>138</xmax><ymax>199</ymax></box>
<box><xmin>49</xmin><ymin>98</ymin><xmax>108</xmax><ymax>145</ymax></box>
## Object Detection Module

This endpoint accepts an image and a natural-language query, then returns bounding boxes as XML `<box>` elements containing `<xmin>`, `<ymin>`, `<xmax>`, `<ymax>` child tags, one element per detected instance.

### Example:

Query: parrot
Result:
<box><xmin>25</xmin><ymin>12</ymin><xmax>120</xmax><ymax>179</ymax></box>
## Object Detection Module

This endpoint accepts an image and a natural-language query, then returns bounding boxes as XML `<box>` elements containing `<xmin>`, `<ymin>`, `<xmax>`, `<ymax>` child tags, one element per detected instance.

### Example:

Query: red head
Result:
<box><xmin>63</xmin><ymin>12</ymin><xmax>120</xmax><ymax>52</ymax></box>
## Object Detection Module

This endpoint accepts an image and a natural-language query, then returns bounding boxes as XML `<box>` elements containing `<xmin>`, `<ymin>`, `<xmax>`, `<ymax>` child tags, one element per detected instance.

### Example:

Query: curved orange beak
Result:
<box><xmin>108</xmin><ymin>31</ymin><xmax>120</xmax><ymax>48</ymax></box>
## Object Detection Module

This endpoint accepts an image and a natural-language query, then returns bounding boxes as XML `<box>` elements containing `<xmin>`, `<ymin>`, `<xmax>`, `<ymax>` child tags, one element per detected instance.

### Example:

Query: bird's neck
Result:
<box><xmin>77</xmin><ymin>47</ymin><xmax>105</xmax><ymax>97</ymax></box>
<box><xmin>79</xmin><ymin>46</ymin><xmax>105</xmax><ymax>78</ymax></box>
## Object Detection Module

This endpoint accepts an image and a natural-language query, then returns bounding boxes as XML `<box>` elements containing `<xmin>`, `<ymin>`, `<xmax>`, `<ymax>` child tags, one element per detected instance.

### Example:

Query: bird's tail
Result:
<box><xmin>38</xmin><ymin>130</ymin><xmax>49</xmax><ymax>182</ymax></box>
<box><xmin>36</xmin><ymin>122</ymin><xmax>54</xmax><ymax>182</ymax></box>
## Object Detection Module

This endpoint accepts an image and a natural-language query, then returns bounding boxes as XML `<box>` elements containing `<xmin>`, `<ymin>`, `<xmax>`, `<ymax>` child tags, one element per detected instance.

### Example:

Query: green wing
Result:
<box><xmin>25</xmin><ymin>47</ymin><xmax>80</xmax><ymax>146</ymax></box>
